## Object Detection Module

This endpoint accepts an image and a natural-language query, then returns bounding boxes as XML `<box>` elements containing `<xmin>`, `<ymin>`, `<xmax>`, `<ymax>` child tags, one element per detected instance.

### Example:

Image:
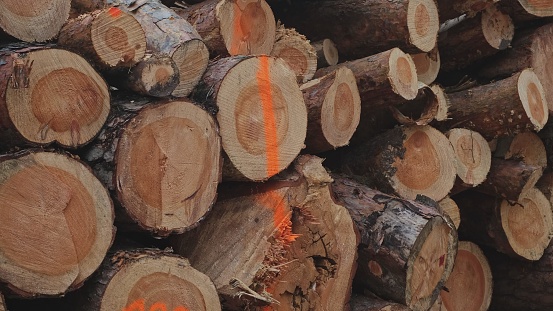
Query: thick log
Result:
<box><xmin>342</xmin><ymin>125</ymin><xmax>457</xmax><ymax>201</ymax></box>
<box><xmin>270</xmin><ymin>24</ymin><xmax>317</xmax><ymax>84</ymax></box>
<box><xmin>500</xmin><ymin>0</ymin><xmax>553</xmax><ymax>22</ymax></box>
<box><xmin>193</xmin><ymin>55</ymin><xmax>307</xmax><ymax>181</ymax></box>
<box><xmin>438</xmin><ymin>196</ymin><xmax>461</xmax><ymax>229</ymax></box>
<box><xmin>436</xmin><ymin>0</ymin><xmax>499</xmax><ymax>21</ymax></box>
<box><xmin>446</xmin><ymin>128</ymin><xmax>491</xmax><ymax>188</ymax></box>
<box><xmin>438</xmin><ymin>4</ymin><xmax>514</xmax><ymax>71</ymax></box>
<box><xmin>441</xmin><ymin>69</ymin><xmax>549</xmax><ymax>140</ymax></box>
<box><xmin>0</xmin><ymin>46</ymin><xmax>110</xmax><ymax>149</ymax></box>
<box><xmin>81</xmin><ymin>94</ymin><xmax>221</xmax><ymax>236</ymax></box>
<box><xmin>410</xmin><ymin>47</ymin><xmax>440</xmax><ymax>85</ymax></box>
<box><xmin>479</xmin><ymin>23</ymin><xmax>553</xmax><ymax>113</ymax></box>
<box><xmin>173</xmin><ymin>156</ymin><xmax>358</xmax><ymax>310</ymax></box>
<box><xmin>455</xmin><ymin>189</ymin><xmax>553</xmax><ymax>260</ymax></box>
<box><xmin>0</xmin><ymin>150</ymin><xmax>115</xmax><ymax>297</ymax></box>
<box><xmin>331</xmin><ymin>176</ymin><xmax>458</xmax><ymax>311</ymax></box>
<box><xmin>0</xmin><ymin>0</ymin><xmax>71</xmax><ymax>42</ymax></box>
<box><xmin>312</xmin><ymin>39</ymin><xmax>339</xmax><ymax>68</ymax></box>
<box><xmin>271</xmin><ymin>0</ymin><xmax>439</xmax><ymax>60</ymax></box>
<box><xmin>64</xmin><ymin>249</ymin><xmax>221</xmax><ymax>311</ymax></box>
<box><xmin>350</xmin><ymin>294</ymin><xmax>410</xmax><ymax>311</ymax></box>
<box><xmin>174</xmin><ymin>0</ymin><xmax>276</xmax><ymax>57</ymax></box>
<box><xmin>301</xmin><ymin>67</ymin><xmax>361</xmax><ymax>153</ymax></box>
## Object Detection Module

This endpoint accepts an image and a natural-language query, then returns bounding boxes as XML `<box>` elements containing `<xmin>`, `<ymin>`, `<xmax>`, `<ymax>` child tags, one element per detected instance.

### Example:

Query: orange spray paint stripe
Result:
<box><xmin>257</xmin><ymin>56</ymin><xmax>280</xmax><ymax>177</ymax></box>
<box><xmin>108</xmin><ymin>7</ymin><xmax>123</xmax><ymax>18</ymax></box>
<box><xmin>229</xmin><ymin>3</ymin><xmax>243</xmax><ymax>55</ymax></box>
<box><xmin>149</xmin><ymin>302</ymin><xmax>167</xmax><ymax>311</ymax></box>
<box><xmin>123</xmin><ymin>299</ymin><xmax>145</xmax><ymax>311</ymax></box>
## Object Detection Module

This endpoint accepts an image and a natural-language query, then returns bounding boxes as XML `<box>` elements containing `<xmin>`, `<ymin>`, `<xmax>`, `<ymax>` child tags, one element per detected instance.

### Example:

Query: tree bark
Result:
<box><xmin>81</xmin><ymin>92</ymin><xmax>221</xmax><ymax>236</ymax></box>
<box><xmin>350</xmin><ymin>294</ymin><xmax>410</xmax><ymax>311</ymax></box>
<box><xmin>0</xmin><ymin>150</ymin><xmax>115</xmax><ymax>297</ymax></box>
<box><xmin>500</xmin><ymin>0</ymin><xmax>553</xmax><ymax>23</ymax></box>
<box><xmin>0</xmin><ymin>45</ymin><xmax>110</xmax><ymax>149</ymax></box>
<box><xmin>192</xmin><ymin>55</ymin><xmax>307</xmax><ymax>181</ymax></box>
<box><xmin>174</xmin><ymin>0</ymin><xmax>276</xmax><ymax>57</ymax></box>
<box><xmin>173</xmin><ymin>156</ymin><xmax>359</xmax><ymax>311</ymax></box>
<box><xmin>440</xmin><ymin>69</ymin><xmax>549</xmax><ymax>140</ymax></box>
<box><xmin>331</xmin><ymin>176</ymin><xmax>458</xmax><ymax>311</ymax></box>
<box><xmin>455</xmin><ymin>189</ymin><xmax>553</xmax><ymax>261</ymax></box>
<box><xmin>301</xmin><ymin>67</ymin><xmax>361</xmax><ymax>153</ymax></box>
<box><xmin>0</xmin><ymin>0</ymin><xmax>71</xmax><ymax>42</ymax></box>
<box><xmin>270</xmin><ymin>0</ymin><xmax>439</xmax><ymax>60</ymax></box>
<box><xmin>436</xmin><ymin>0</ymin><xmax>499</xmax><ymax>22</ymax></box>
<box><xmin>312</xmin><ymin>39</ymin><xmax>339</xmax><ymax>68</ymax></box>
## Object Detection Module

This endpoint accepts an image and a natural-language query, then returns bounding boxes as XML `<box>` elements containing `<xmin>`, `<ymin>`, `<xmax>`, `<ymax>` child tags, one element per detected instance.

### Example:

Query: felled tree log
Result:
<box><xmin>81</xmin><ymin>94</ymin><xmax>221</xmax><ymax>236</ymax></box>
<box><xmin>436</xmin><ymin>0</ymin><xmax>499</xmax><ymax>22</ymax></box>
<box><xmin>193</xmin><ymin>55</ymin><xmax>307</xmax><ymax>181</ymax></box>
<box><xmin>64</xmin><ymin>249</ymin><xmax>221</xmax><ymax>311</ymax></box>
<box><xmin>0</xmin><ymin>0</ymin><xmax>71</xmax><ymax>42</ymax></box>
<box><xmin>271</xmin><ymin>0</ymin><xmax>439</xmax><ymax>60</ymax></box>
<box><xmin>441</xmin><ymin>69</ymin><xmax>549</xmax><ymax>140</ymax></box>
<box><xmin>0</xmin><ymin>45</ymin><xmax>110</xmax><ymax>149</ymax></box>
<box><xmin>0</xmin><ymin>292</ymin><xmax>5</xmax><ymax>311</ymax></box>
<box><xmin>479</xmin><ymin>23</ymin><xmax>553</xmax><ymax>113</ymax></box>
<box><xmin>438</xmin><ymin>196</ymin><xmax>461</xmax><ymax>229</ymax></box>
<box><xmin>446</xmin><ymin>128</ymin><xmax>491</xmax><ymax>189</ymax></box>
<box><xmin>0</xmin><ymin>150</ymin><xmax>115</xmax><ymax>297</ymax></box>
<box><xmin>411</xmin><ymin>47</ymin><xmax>440</xmax><ymax>85</ymax></box>
<box><xmin>494</xmin><ymin>131</ymin><xmax>548</xmax><ymax>169</ymax></box>
<box><xmin>500</xmin><ymin>0</ymin><xmax>553</xmax><ymax>22</ymax></box>
<box><xmin>270</xmin><ymin>24</ymin><xmax>317</xmax><ymax>84</ymax></box>
<box><xmin>312</xmin><ymin>39</ymin><xmax>339</xmax><ymax>68</ymax></box>
<box><xmin>301</xmin><ymin>67</ymin><xmax>361</xmax><ymax>153</ymax></box>
<box><xmin>173</xmin><ymin>156</ymin><xmax>358</xmax><ymax>310</ymax></box>
<box><xmin>331</xmin><ymin>176</ymin><xmax>458</xmax><ymax>311</ymax></box>
<box><xmin>116</xmin><ymin>53</ymin><xmax>180</xmax><ymax>97</ymax></box>
<box><xmin>437</xmin><ymin>241</ymin><xmax>493</xmax><ymax>311</ymax></box>
<box><xmin>350</xmin><ymin>294</ymin><xmax>410</xmax><ymax>311</ymax></box>
<box><xmin>342</xmin><ymin>125</ymin><xmax>457</xmax><ymax>201</ymax></box>
<box><xmin>175</xmin><ymin>0</ymin><xmax>276</xmax><ymax>57</ymax></box>
<box><xmin>455</xmin><ymin>189</ymin><xmax>553</xmax><ymax>261</ymax></box>
<box><xmin>438</xmin><ymin>4</ymin><xmax>514</xmax><ymax>71</ymax></box>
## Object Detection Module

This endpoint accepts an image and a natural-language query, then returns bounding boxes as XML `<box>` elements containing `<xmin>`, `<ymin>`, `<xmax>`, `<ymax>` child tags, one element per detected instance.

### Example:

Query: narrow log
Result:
<box><xmin>173</xmin><ymin>156</ymin><xmax>358</xmax><ymax>310</ymax></box>
<box><xmin>446</xmin><ymin>128</ymin><xmax>491</xmax><ymax>188</ymax></box>
<box><xmin>0</xmin><ymin>0</ymin><xmax>71</xmax><ymax>42</ymax></box>
<box><xmin>0</xmin><ymin>46</ymin><xmax>110</xmax><ymax>149</ymax></box>
<box><xmin>455</xmin><ymin>189</ymin><xmax>553</xmax><ymax>260</ymax></box>
<box><xmin>271</xmin><ymin>0</ymin><xmax>439</xmax><ymax>59</ymax></box>
<box><xmin>0</xmin><ymin>150</ymin><xmax>115</xmax><ymax>297</ymax></box>
<box><xmin>436</xmin><ymin>0</ymin><xmax>500</xmax><ymax>22</ymax></box>
<box><xmin>342</xmin><ymin>125</ymin><xmax>457</xmax><ymax>201</ymax></box>
<box><xmin>312</xmin><ymin>39</ymin><xmax>339</xmax><ymax>68</ymax></box>
<box><xmin>432</xmin><ymin>84</ymin><xmax>449</xmax><ymax>122</ymax></box>
<box><xmin>119</xmin><ymin>53</ymin><xmax>180</xmax><ymax>97</ymax></box>
<box><xmin>438</xmin><ymin>4</ymin><xmax>514</xmax><ymax>71</ymax></box>
<box><xmin>331</xmin><ymin>176</ymin><xmax>458</xmax><ymax>311</ymax></box>
<box><xmin>192</xmin><ymin>55</ymin><xmax>307</xmax><ymax>181</ymax></box>
<box><xmin>475</xmin><ymin>158</ymin><xmax>542</xmax><ymax>201</ymax></box>
<box><xmin>270</xmin><ymin>24</ymin><xmax>317</xmax><ymax>84</ymax></box>
<box><xmin>438</xmin><ymin>196</ymin><xmax>461</xmax><ymax>229</ymax></box>
<box><xmin>81</xmin><ymin>94</ymin><xmax>221</xmax><ymax>236</ymax></box>
<box><xmin>479</xmin><ymin>23</ymin><xmax>553</xmax><ymax>113</ymax></box>
<box><xmin>350</xmin><ymin>294</ymin><xmax>410</xmax><ymax>311</ymax></box>
<box><xmin>410</xmin><ymin>47</ymin><xmax>440</xmax><ymax>85</ymax></box>
<box><xmin>301</xmin><ymin>67</ymin><xmax>361</xmax><ymax>153</ymax></box>
<box><xmin>441</xmin><ymin>69</ymin><xmax>549</xmax><ymax>140</ymax></box>
<box><xmin>438</xmin><ymin>241</ymin><xmax>493</xmax><ymax>311</ymax></box>
<box><xmin>174</xmin><ymin>0</ymin><xmax>276</xmax><ymax>57</ymax></box>
<box><xmin>64</xmin><ymin>249</ymin><xmax>221</xmax><ymax>311</ymax></box>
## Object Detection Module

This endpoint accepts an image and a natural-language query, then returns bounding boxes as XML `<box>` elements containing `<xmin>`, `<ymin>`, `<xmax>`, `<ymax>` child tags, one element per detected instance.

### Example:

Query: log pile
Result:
<box><xmin>2</xmin><ymin>0</ymin><xmax>553</xmax><ymax>310</ymax></box>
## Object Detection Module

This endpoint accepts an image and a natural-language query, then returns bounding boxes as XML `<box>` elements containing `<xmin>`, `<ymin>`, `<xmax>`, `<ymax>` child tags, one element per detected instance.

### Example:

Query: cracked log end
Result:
<box><xmin>115</xmin><ymin>100</ymin><xmax>221</xmax><ymax>236</ymax></box>
<box><xmin>446</xmin><ymin>128</ymin><xmax>491</xmax><ymax>187</ymax></box>
<box><xmin>0</xmin><ymin>151</ymin><xmax>114</xmax><ymax>297</ymax></box>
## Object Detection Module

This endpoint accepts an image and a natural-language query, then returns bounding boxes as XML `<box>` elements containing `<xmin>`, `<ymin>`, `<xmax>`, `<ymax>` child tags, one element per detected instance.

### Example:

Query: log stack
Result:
<box><xmin>3</xmin><ymin>0</ymin><xmax>553</xmax><ymax>310</ymax></box>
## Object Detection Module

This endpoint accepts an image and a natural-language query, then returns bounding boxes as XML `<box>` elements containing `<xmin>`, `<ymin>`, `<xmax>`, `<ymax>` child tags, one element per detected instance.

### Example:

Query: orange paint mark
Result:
<box><xmin>123</xmin><ymin>299</ymin><xmax>189</xmax><ymax>311</ymax></box>
<box><xmin>149</xmin><ymin>302</ymin><xmax>167</xmax><ymax>311</ymax></box>
<box><xmin>173</xmin><ymin>307</ymin><xmax>189</xmax><ymax>311</ymax></box>
<box><xmin>108</xmin><ymin>7</ymin><xmax>122</xmax><ymax>18</ymax></box>
<box><xmin>229</xmin><ymin>2</ymin><xmax>243</xmax><ymax>55</ymax></box>
<box><xmin>123</xmin><ymin>299</ymin><xmax>145</xmax><ymax>311</ymax></box>
<box><xmin>257</xmin><ymin>56</ymin><xmax>280</xmax><ymax>177</ymax></box>
<box><xmin>259</xmin><ymin>191</ymin><xmax>300</xmax><ymax>245</ymax></box>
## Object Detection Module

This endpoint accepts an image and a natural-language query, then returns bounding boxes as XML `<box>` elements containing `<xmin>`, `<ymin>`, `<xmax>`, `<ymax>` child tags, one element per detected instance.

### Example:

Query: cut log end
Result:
<box><xmin>411</xmin><ymin>48</ymin><xmax>440</xmax><ymax>85</ymax></box>
<box><xmin>313</xmin><ymin>38</ymin><xmax>339</xmax><ymax>68</ymax></box>
<box><xmin>217</xmin><ymin>0</ymin><xmax>276</xmax><ymax>56</ymax></box>
<box><xmin>438</xmin><ymin>197</ymin><xmax>461</xmax><ymax>229</ymax></box>
<box><xmin>406</xmin><ymin>216</ymin><xmax>455</xmax><ymax>311</ymax></box>
<box><xmin>440</xmin><ymin>241</ymin><xmax>493</xmax><ymax>311</ymax></box>
<box><xmin>218</xmin><ymin>56</ymin><xmax>307</xmax><ymax>181</ymax></box>
<box><xmin>519</xmin><ymin>69</ymin><xmax>549</xmax><ymax>131</ymax></box>
<box><xmin>0</xmin><ymin>0</ymin><xmax>70</xmax><ymax>42</ymax></box>
<box><xmin>128</xmin><ymin>54</ymin><xmax>180</xmax><ymax>97</ymax></box>
<box><xmin>115</xmin><ymin>101</ymin><xmax>221</xmax><ymax>235</ymax></box>
<box><xmin>0</xmin><ymin>151</ymin><xmax>114</xmax><ymax>297</ymax></box>
<box><xmin>506</xmin><ymin>131</ymin><xmax>548</xmax><ymax>169</ymax></box>
<box><xmin>4</xmin><ymin>48</ymin><xmax>110</xmax><ymax>148</ymax></box>
<box><xmin>432</xmin><ymin>85</ymin><xmax>449</xmax><ymax>121</ymax></box>
<box><xmin>517</xmin><ymin>0</ymin><xmax>553</xmax><ymax>17</ymax></box>
<box><xmin>407</xmin><ymin>0</ymin><xmax>440</xmax><ymax>52</ymax></box>
<box><xmin>171</xmin><ymin>39</ymin><xmax>210</xmax><ymax>97</ymax></box>
<box><xmin>529</xmin><ymin>24</ymin><xmax>553</xmax><ymax>113</ymax></box>
<box><xmin>391</xmin><ymin>126</ymin><xmax>457</xmax><ymax>201</ymax></box>
<box><xmin>500</xmin><ymin>188</ymin><xmax>553</xmax><ymax>260</ymax></box>
<box><xmin>271</xmin><ymin>25</ymin><xmax>317</xmax><ymax>84</ymax></box>
<box><xmin>389</xmin><ymin>48</ymin><xmax>419</xmax><ymax>100</ymax></box>
<box><xmin>91</xmin><ymin>8</ymin><xmax>146</xmax><ymax>67</ymax></box>
<box><xmin>94</xmin><ymin>250</ymin><xmax>220</xmax><ymax>311</ymax></box>
<box><xmin>482</xmin><ymin>5</ymin><xmax>514</xmax><ymax>50</ymax></box>
<box><xmin>447</xmin><ymin>129</ymin><xmax>491</xmax><ymax>187</ymax></box>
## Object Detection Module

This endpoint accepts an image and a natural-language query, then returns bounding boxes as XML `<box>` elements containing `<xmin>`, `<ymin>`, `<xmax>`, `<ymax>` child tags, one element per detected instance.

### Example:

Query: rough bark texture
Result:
<box><xmin>350</xmin><ymin>293</ymin><xmax>411</xmax><ymax>311</ymax></box>
<box><xmin>436</xmin><ymin>0</ymin><xmax>499</xmax><ymax>21</ymax></box>
<box><xmin>500</xmin><ymin>0</ymin><xmax>553</xmax><ymax>23</ymax></box>
<box><xmin>271</xmin><ymin>0</ymin><xmax>439</xmax><ymax>59</ymax></box>
<box><xmin>331</xmin><ymin>176</ymin><xmax>457</xmax><ymax>311</ymax></box>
